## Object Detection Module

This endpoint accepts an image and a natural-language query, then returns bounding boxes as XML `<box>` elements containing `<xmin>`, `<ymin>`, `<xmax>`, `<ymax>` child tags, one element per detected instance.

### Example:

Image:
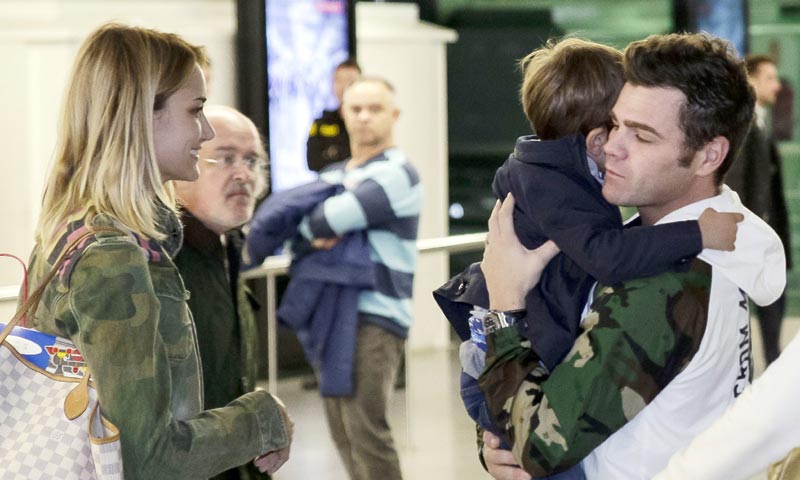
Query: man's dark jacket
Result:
<box><xmin>726</xmin><ymin>123</ymin><xmax>792</xmax><ymax>268</ymax></box>
<box><xmin>306</xmin><ymin>109</ymin><xmax>351</xmax><ymax>172</ymax></box>
<box><xmin>175</xmin><ymin>211</ymin><xmax>268</xmax><ymax>480</ymax></box>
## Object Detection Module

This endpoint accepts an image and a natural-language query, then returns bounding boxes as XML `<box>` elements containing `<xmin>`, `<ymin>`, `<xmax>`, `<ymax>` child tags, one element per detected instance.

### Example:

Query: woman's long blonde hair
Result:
<box><xmin>36</xmin><ymin>23</ymin><xmax>207</xmax><ymax>247</ymax></box>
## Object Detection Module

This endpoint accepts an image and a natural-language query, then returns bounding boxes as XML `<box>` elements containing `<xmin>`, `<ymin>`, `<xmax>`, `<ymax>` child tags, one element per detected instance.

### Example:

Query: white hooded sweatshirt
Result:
<box><xmin>581</xmin><ymin>185</ymin><xmax>785</xmax><ymax>479</ymax></box>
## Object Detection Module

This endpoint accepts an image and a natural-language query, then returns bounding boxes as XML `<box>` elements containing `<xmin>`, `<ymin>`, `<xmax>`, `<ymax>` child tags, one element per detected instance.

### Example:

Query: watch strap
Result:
<box><xmin>483</xmin><ymin>309</ymin><xmax>526</xmax><ymax>334</ymax></box>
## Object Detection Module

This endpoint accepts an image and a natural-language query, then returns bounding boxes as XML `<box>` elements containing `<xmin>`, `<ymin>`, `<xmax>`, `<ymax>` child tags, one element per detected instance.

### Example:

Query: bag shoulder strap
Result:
<box><xmin>0</xmin><ymin>226</ymin><xmax>120</xmax><ymax>344</ymax></box>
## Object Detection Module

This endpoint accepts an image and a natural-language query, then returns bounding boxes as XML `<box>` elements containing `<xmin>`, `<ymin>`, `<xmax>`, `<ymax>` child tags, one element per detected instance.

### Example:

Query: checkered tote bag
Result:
<box><xmin>1</xmin><ymin>229</ymin><xmax>124</xmax><ymax>479</ymax></box>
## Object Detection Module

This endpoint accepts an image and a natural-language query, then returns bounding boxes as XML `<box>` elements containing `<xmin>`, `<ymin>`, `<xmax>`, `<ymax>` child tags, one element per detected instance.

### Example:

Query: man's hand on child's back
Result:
<box><xmin>481</xmin><ymin>193</ymin><xmax>560</xmax><ymax>311</ymax></box>
<box><xmin>698</xmin><ymin>208</ymin><xmax>744</xmax><ymax>251</ymax></box>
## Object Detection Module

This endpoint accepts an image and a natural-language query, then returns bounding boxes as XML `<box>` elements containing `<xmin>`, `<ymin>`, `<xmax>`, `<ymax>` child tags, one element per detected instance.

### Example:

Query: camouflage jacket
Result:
<box><xmin>479</xmin><ymin>259</ymin><xmax>712</xmax><ymax>477</ymax></box>
<box><xmin>26</xmin><ymin>209</ymin><xmax>288</xmax><ymax>480</ymax></box>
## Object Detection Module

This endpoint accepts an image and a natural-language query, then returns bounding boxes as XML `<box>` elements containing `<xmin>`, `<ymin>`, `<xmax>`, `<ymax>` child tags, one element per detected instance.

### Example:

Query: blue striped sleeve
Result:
<box><xmin>304</xmin><ymin>160</ymin><xmax>421</xmax><ymax>238</ymax></box>
<box><xmin>311</xmin><ymin>191</ymin><xmax>368</xmax><ymax>237</ymax></box>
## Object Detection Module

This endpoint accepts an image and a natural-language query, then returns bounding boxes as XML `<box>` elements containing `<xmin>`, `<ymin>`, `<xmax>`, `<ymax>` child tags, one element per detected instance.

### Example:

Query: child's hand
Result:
<box><xmin>698</xmin><ymin>208</ymin><xmax>744</xmax><ymax>251</ymax></box>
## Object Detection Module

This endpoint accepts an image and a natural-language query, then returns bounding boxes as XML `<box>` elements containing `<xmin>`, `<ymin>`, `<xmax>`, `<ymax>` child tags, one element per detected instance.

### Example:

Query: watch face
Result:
<box><xmin>483</xmin><ymin>313</ymin><xmax>500</xmax><ymax>334</ymax></box>
<box><xmin>483</xmin><ymin>310</ymin><xmax>521</xmax><ymax>335</ymax></box>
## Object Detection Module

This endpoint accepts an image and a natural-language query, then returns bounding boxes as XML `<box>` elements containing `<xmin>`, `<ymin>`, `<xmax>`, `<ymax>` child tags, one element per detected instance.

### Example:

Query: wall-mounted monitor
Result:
<box><xmin>237</xmin><ymin>0</ymin><xmax>356</xmax><ymax>192</ymax></box>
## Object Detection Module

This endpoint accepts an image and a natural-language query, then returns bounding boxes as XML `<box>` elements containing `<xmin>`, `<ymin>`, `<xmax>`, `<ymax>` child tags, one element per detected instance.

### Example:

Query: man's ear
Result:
<box><xmin>696</xmin><ymin>136</ymin><xmax>730</xmax><ymax>177</ymax></box>
<box><xmin>586</xmin><ymin>126</ymin><xmax>608</xmax><ymax>159</ymax></box>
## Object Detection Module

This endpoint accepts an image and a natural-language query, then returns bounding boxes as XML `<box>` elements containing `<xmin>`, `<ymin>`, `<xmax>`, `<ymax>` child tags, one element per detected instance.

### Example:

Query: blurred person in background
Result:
<box><xmin>248</xmin><ymin>76</ymin><xmax>421</xmax><ymax>480</ymax></box>
<box><xmin>726</xmin><ymin>54</ymin><xmax>791</xmax><ymax>366</ymax></box>
<box><xmin>306</xmin><ymin>57</ymin><xmax>361</xmax><ymax>172</ymax></box>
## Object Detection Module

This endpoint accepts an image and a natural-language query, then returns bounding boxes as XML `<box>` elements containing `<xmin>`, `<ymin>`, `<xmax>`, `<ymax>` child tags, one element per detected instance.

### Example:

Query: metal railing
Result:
<box><xmin>241</xmin><ymin>232</ymin><xmax>486</xmax><ymax>393</ymax></box>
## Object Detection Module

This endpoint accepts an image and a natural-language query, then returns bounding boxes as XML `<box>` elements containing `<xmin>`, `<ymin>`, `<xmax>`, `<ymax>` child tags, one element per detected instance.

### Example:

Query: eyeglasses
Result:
<box><xmin>202</xmin><ymin>155</ymin><xmax>268</xmax><ymax>173</ymax></box>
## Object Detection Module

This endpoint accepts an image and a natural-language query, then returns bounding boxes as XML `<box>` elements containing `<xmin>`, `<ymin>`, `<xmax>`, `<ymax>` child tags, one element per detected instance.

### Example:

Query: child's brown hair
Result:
<box><xmin>520</xmin><ymin>37</ymin><xmax>623</xmax><ymax>140</ymax></box>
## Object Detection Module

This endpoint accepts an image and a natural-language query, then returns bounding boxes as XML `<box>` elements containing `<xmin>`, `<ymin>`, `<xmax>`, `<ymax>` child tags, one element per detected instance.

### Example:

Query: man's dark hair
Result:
<box><xmin>744</xmin><ymin>54</ymin><xmax>775</xmax><ymax>76</ymax></box>
<box><xmin>624</xmin><ymin>33</ymin><xmax>755</xmax><ymax>184</ymax></box>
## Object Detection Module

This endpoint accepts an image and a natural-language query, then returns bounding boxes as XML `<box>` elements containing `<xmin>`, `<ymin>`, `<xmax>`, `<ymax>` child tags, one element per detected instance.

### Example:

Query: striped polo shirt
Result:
<box><xmin>298</xmin><ymin>147</ymin><xmax>422</xmax><ymax>337</ymax></box>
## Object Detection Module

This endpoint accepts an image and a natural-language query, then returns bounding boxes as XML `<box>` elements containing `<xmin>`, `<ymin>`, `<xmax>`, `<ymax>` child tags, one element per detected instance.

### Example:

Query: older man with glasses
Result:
<box><xmin>173</xmin><ymin>105</ymin><xmax>278</xmax><ymax>480</ymax></box>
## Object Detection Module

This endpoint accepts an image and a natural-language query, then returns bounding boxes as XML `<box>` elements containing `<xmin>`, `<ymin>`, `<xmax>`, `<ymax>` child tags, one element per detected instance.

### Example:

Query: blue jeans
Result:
<box><xmin>541</xmin><ymin>463</ymin><xmax>586</xmax><ymax>480</ymax></box>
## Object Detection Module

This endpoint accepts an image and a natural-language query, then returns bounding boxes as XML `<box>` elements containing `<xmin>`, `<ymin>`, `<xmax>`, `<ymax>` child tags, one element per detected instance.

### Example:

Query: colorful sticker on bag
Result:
<box><xmin>45</xmin><ymin>339</ymin><xmax>87</xmax><ymax>378</ymax></box>
<box><xmin>1</xmin><ymin>322</ymin><xmax>86</xmax><ymax>378</ymax></box>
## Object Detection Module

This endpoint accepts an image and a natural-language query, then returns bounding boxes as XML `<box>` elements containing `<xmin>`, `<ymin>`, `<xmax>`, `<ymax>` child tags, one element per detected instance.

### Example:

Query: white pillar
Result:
<box><xmin>356</xmin><ymin>2</ymin><xmax>457</xmax><ymax>352</ymax></box>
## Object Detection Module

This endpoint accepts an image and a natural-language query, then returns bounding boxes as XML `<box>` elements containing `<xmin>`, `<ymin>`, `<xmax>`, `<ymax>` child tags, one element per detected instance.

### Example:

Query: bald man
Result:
<box><xmin>310</xmin><ymin>77</ymin><xmax>421</xmax><ymax>480</ymax></box>
<box><xmin>173</xmin><ymin>106</ymin><xmax>274</xmax><ymax>480</ymax></box>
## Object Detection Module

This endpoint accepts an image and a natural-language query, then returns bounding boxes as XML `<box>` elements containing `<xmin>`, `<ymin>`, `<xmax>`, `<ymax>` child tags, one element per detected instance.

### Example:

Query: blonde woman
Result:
<box><xmin>24</xmin><ymin>23</ymin><xmax>292</xmax><ymax>479</ymax></box>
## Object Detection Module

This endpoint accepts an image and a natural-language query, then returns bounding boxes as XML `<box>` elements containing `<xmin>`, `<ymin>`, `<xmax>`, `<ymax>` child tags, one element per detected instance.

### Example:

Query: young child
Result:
<box><xmin>434</xmin><ymin>37</ymin><xmax>741</xmax><ymax>445</ymax></box>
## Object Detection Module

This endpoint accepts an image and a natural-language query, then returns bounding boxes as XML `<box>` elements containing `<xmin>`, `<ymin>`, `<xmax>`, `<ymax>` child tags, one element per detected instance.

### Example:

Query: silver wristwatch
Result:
<box><xmin>482</xmin><ymin>309</ymin><xmax>526</xmax><ymax>334</ymax></box>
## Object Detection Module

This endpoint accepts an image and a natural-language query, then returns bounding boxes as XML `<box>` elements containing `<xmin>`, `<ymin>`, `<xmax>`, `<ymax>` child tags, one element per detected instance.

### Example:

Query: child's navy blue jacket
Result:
<box><xmin>435</xmin><ymin>134</ymin><xmax>703</xmax><ymax>370</ymax></box>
